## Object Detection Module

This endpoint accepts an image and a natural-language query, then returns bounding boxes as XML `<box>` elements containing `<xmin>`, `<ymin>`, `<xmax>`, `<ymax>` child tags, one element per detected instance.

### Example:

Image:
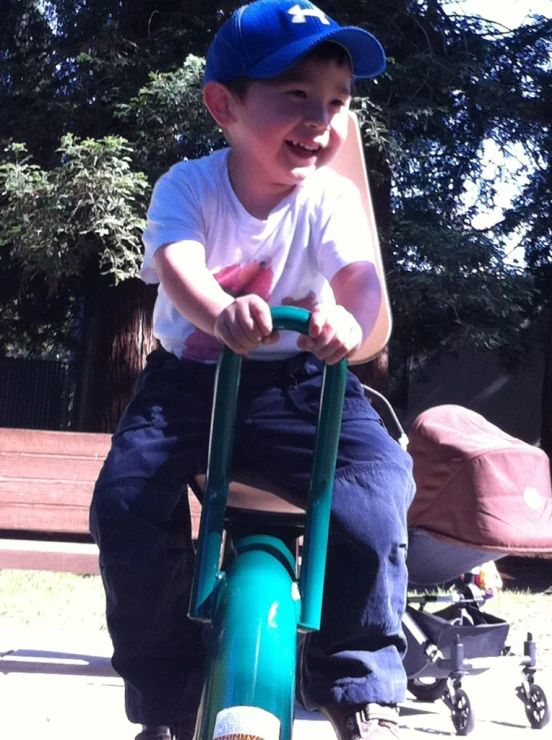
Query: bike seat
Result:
<box><xmin>192</xmin><ymin>470</ymin><xmax>305</xmax><ymax>518</ymax></box>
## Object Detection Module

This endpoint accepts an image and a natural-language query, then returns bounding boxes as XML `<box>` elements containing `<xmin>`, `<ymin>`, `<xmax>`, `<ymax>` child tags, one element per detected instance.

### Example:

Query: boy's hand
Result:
<box><xmin>214</xmin><ymin>295</ymin><xmax>279</xmax><ymax>354</ymax></box>
<box><xmin>296</xmin><ymin>304</ymin><xmax>363</xmax><ymax>365</ymax></box>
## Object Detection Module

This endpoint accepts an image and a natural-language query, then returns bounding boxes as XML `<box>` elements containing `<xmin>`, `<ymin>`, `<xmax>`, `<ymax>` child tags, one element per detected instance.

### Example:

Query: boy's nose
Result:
<box><xmin>304</xmin><ymin>103</ymin><xmax>331</xmax><ymax>130</ymax></box>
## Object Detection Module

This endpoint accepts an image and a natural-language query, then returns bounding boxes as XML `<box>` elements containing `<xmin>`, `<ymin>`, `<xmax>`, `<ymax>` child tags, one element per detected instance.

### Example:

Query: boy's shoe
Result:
<box><xmin>321</xmin><ymin>703</ymin><xmax>400</xmax><ymax>739</ymax></box>
<box><xmin>135</xmin><ymin>715</ymin><xmax>197</xmax><ymax>740</ymax></box>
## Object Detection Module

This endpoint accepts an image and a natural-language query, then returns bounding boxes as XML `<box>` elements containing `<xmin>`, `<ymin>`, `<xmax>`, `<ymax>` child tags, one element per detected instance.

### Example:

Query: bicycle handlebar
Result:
<box><xmin>189</xmin><ymin>306</ymin><xmax>348</xmax><ymax>631</ymax></box>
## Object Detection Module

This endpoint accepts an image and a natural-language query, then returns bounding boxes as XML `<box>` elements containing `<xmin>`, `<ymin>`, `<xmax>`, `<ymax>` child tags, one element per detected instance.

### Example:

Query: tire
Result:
<box><xmin>524</xmin><ymin>684</ymin><xmax>551</xmax><ymax>730</ymax></box>
<box><xmin>407</xmin><ymin>677</ymin><xmax>448</xmax><ymax>703</ymax></box>
<box><xmin>450</xmin><ymin>688</ymin><xmax>476</xmax><ymax>736</ymax></box>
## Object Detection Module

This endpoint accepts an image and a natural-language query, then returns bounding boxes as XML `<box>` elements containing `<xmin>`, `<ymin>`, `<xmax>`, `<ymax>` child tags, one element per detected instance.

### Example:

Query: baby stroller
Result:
<box><xmin>366</xmin><ymin>393</ymin><xmax>552</xmax><ymax>735</ymax></box>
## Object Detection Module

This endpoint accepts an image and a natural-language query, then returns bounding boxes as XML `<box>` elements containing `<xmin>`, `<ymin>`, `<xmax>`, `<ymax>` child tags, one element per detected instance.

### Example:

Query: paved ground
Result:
<box><xmin>1</xmin><ymin>628</ymin><xmax>551</xmax><ymax>739</ymax></box>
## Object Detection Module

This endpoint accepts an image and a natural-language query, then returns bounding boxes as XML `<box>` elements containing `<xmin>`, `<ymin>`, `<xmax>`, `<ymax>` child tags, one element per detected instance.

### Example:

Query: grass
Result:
<box><xmin>1</xmin><ymin>570</ymin><xmax>551</xmax><ymax>671</ymax></box>
<box><xmin>0</xmin><ymin>570</ymin><xmax>107</xmax><ymax>631</ymax></box>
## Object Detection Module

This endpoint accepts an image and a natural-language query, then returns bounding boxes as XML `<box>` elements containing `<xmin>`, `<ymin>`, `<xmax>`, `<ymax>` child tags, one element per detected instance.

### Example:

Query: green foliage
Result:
<box><xmin>1</xmin><ymin>135</ymin><xmax>149</xmax><ymax>285</ymax></box>
<box><xmin>116</xmin><ymin>55</ymin><xmax>224</xmax><ymax>179</ymax></box>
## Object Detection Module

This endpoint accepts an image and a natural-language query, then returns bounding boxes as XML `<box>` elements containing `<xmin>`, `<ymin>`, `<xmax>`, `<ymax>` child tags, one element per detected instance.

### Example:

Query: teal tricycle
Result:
<box><xmin>188</xmin><ymin>305</ymin><xmax>347</xmax><ymax>740</ymax></box>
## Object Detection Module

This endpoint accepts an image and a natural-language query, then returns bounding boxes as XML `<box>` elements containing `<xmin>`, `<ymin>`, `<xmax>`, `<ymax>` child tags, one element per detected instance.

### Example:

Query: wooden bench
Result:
<box><xmin>0</xmin><ymin>428</ymin><xmax>201</xmax><ymax>575</ymax></box>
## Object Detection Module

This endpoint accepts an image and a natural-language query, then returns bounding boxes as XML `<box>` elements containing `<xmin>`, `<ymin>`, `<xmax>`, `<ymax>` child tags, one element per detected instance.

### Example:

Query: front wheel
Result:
<box><xmin>524</xmin><ymin>684</ymin><xmax>550</xmax><ymax>729</ymax></box>
<box><xmin>449</xmin><ymin>689</ymin><xmax>476</xmax><ymax>736</ymax></box>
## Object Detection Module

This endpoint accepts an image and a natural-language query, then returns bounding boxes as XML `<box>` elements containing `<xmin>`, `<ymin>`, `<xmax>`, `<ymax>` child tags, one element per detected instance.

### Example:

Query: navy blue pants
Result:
<box><xmin>90</xmin><ymin>348</ymin><xmax>415</xmax><ymax>726</ymax></box>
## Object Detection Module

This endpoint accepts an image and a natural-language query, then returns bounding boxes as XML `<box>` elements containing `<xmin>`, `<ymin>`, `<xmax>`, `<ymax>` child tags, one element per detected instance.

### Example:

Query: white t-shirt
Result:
<box><xmin>142</xmin><ymin>148</ymin><xmax>373</xmax><ymax>362</ymax></box>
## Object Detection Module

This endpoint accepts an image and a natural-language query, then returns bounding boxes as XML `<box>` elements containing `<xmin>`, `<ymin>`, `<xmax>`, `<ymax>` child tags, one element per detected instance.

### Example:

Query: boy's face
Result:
<box><xmin>225</xmin><ymin>56</ymin><xmax>353</xmax><ymax>188</ymax></box>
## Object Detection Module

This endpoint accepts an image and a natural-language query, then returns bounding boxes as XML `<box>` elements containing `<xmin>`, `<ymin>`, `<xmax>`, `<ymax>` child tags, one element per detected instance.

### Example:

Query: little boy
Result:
<box><xmin>90</xmin><ymin>2</ymin><xmax>415</xmax><ymax>739</ymax></box>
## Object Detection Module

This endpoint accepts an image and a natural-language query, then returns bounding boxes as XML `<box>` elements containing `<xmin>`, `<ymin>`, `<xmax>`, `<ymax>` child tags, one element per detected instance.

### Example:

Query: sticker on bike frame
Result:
<box><xmin>213</xmin><ymin>705</ymin><xmax>281</xmax><ymax>739</ymax></box>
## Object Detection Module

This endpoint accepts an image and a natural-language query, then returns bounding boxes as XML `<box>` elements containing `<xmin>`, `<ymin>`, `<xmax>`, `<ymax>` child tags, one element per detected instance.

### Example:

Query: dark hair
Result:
<box><xmin>225</xmin><ymin>41</ymin><xmax>352</xmax><ymax>100</ymax></box>
<box><xmin>306</xmin><ymin>41</ymin><xmax>352</xmax><ymax>67</ymax></box>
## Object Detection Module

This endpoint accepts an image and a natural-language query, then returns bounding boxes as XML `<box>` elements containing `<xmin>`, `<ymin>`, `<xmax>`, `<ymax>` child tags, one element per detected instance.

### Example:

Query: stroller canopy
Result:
<box><xmin>407</xmin><ymin>405</ymin><xmax>552</xmax><ymax>556</ymax></box>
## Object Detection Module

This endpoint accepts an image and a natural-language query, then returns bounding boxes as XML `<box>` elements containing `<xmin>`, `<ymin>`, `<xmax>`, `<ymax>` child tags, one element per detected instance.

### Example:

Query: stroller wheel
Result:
<box><xmin>524</xmin><ymin>684</ymin><xmax>550</xmax><ymax>729</ymax></box>
<box><xmin>450</xmin><ymin>688</ymin><xmax>475</xmax><ymax>736</ymax></box>
<box><xmin>407</xmin><ymin>677</ymin><xmax>448</xmax><ymax>703</ymax></box>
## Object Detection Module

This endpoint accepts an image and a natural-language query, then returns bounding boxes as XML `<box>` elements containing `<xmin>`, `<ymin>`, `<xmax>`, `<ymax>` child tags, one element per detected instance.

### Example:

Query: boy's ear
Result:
<box><xmin>203</xmin><ymin>82</ymin><xmax>236</xmax><ymax>127</ymax></box>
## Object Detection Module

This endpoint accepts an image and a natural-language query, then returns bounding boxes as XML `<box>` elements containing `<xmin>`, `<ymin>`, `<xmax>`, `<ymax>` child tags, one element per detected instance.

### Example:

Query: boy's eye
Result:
<box><xmin>287</xmin><ymin>89</ymin><xmax>307</xmax><ymax>99</ymax></box>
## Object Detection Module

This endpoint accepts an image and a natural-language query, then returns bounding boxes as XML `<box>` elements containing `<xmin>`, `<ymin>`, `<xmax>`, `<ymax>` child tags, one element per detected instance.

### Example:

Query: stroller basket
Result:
<box><xmin>404</xmin><ymin>604</ymin><xmax>509</xmax><ymax>679</ymax></box>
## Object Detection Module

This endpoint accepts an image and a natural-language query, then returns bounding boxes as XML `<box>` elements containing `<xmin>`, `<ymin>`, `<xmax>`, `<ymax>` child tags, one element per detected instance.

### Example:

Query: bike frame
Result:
<box><xmin>189</xmin><ymin>306</ymin><xmax>347</xmax><ymax>740</ymax></box>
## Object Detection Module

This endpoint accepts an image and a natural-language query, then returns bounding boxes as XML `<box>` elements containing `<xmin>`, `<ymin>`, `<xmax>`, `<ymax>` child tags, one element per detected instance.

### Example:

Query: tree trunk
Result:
<box><xmin>541</xmin><ymin>303</ymin><xmax>552</xmax><ymax>469</ymax></box>
<box><xmin>78</xmin><ymin>276</ymin><xmax>157</xmax><ymax>433</ymax></box>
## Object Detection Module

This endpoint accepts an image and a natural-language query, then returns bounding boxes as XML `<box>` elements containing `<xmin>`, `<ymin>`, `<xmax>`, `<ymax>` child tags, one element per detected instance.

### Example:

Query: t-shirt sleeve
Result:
<box><xmin>315</xmin><ymin>177</ymin><xmax>376</xmax><ymax>282</ymax></box>
<box><xmin>141</xmin><ymin>166</ymin><xmax>205</xmax><ymax>284</ymax></box>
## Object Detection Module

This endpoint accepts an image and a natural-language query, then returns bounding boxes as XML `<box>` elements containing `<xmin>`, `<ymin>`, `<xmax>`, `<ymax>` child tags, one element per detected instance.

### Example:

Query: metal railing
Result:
<box><xmin>0</xmin><ymin>356</ymin><xmax>76</xmax><ymax>430</ymax></box>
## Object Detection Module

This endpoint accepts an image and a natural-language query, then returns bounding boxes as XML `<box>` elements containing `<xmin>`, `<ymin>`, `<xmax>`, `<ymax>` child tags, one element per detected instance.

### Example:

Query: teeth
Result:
<box><xmin>290</xmin><ymin>140</ymin><xmax>319</xmax><ymax>152</ymax></box>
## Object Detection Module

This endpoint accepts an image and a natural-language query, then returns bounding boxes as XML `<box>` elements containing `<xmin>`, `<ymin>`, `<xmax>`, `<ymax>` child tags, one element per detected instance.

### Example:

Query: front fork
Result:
<box><xmin>195</xmin><ymin>534</ymin><xmax>301</xmax><ymax>740</ymax></box>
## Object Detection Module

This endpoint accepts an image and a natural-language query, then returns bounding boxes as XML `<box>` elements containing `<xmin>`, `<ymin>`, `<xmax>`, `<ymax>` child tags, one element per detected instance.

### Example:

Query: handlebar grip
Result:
<box><xmin>270</xmin><ymin>306</ymin><xmax>310</xmax><ymax>335</ymax></box>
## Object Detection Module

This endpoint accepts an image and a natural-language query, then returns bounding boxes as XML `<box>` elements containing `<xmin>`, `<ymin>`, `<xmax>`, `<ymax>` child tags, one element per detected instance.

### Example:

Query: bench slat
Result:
<box><xmin>0</xmin><ymin>486</ymin><xmax>201</xmax><ymax>534</ymax></box>
<box><xmin>1</xmin><ymin>452</ymin><xmax>106</xmax><ymax>481</ymax></box>
<box><xmin>0</xmin><ymin>480</ymin><xmax>98</xmax><ymax>505</ymax></box>
<box><xmin>0</xmin><ymin>428</ymin><xmax>112</xmax><ymax>456</ymax></box>
<box><xmin>0</xmin><ymin>504</ymin><xmax>90</xmax><ymax>534</ymax></box>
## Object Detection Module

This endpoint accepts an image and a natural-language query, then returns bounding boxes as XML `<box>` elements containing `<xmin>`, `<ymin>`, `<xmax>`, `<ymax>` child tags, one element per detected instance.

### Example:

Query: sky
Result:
<box><xmin>447</xmin><ymin>0</ymin><xmax>551</xmax><ymax>27</ymax></box>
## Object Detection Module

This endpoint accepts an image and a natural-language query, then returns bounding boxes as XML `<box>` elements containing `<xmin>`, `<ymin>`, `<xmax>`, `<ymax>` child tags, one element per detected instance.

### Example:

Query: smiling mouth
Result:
<box><xmin>286</xmin><ymin>140</ymin><xmax>322</xmax><ymax>158</ymax></box>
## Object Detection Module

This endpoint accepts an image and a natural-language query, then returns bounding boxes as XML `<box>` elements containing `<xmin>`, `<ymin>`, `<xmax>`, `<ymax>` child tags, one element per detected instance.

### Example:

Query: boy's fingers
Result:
<box><xmin>325</xmin><ymin>328</ymin><xmax>362</xmax><ymax>365</ymax></box>
<box><xmin>261</xmin><ymin>331</ymin><xmax>280</xmax><ymax>345</ymax></box>
<box><xmin>217</xmin><ymin>318</ymin><xmax>252</xmax><ymax>354</ymax></box>
<box><xmin>298</xmin><ymin>320</ymin><xmax>337</xmax><ymax>353</ymax></box>
<box><xmin>215</xmin><ymin>295</ymin><xmax>276</xmax><ymax>353</ymax></box>
<box><xmin>229</xmin><ymin>295</ymin><xmax>271</xmax><ymax>344</ymax></box>
<box><xmin>319</xmin><ymin>333</ymin><xmax>352</xmax><ymax>364</ymax></box>
<box><xmin>313</xmin><ymin>322</ymin><xmax>338</xmax><ymax>351</ymax></box>
<box><xmin>216</xmin><ymin>303</ymin><xmax>263</xmax><ymax>353</ymax></box>
<box><xmin>324</xmin><ymin>349</ymin><xmax>348</xmax><ymax>365</ymax></box>
<box><xmin>235</xmin><ymin>306</ymin><xmax>263</xmax><ymax>344</ymax></box>
<box><xmin>308</xmin><ymin>320</ymin><xmax>362</xmax><ymax>364</ymax></box>
<box><xmin>249</xmin><ymin>297</ymin><xmax>273</xmax><ymax>337</ymax></box>
<box><xmin>308</xmin><ymin>306</ymin><xmax>327</xmax><ymax>338</ymax></box>
<box><xmin>297</xmin><ymin>334</ymin><xmax>315</xmax><ymax>352</ymax></box>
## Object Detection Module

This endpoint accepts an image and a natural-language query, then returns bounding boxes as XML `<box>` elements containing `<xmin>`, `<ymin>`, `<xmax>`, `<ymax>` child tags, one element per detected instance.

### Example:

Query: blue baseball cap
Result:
<box><xmin>204</xmin><ymin>0</ymin><xmax>386</xmax><ymax>85</ymax></box>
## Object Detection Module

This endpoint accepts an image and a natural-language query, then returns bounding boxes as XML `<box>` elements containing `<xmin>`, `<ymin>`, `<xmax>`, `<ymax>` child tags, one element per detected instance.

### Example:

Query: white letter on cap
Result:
<box><xmin>288</xmin><ymin>4</ymin><xmax>330</xmax><ymax>25</ymax></box>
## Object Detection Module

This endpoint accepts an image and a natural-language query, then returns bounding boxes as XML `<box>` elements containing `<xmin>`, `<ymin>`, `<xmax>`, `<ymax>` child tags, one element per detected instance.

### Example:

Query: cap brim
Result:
<box><xmin>245</xmin><ymin>26</ymin><xmax>386</xmax><ymax>81</ymax></box>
